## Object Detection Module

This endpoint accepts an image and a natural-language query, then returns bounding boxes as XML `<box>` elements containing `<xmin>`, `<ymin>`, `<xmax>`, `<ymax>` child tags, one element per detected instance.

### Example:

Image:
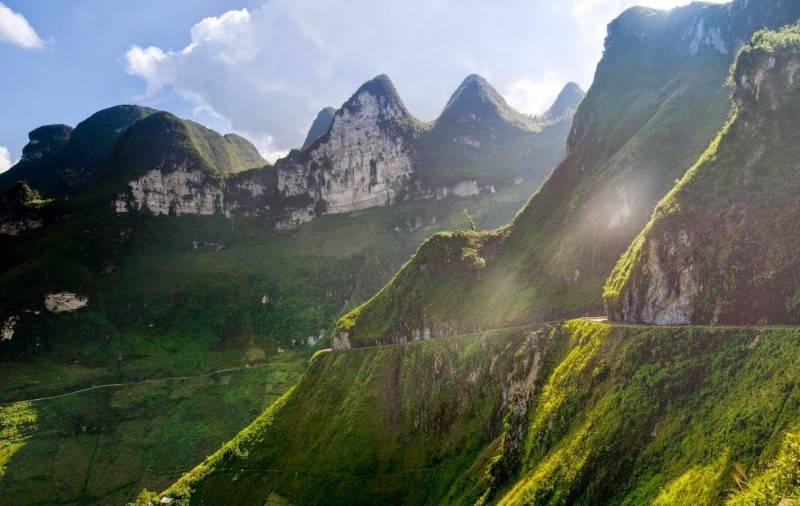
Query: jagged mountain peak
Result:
<box><xmin>343</xmin><ymin>74</ymin><xmax>412</xmax><ymax>116</ymax></box>
<box><xmin>444</xmin><ymin>74</ymin><xmax>505</xmax><ymax>109</ymax></box>
<box><xmin>437</xmin><ymin>73</ymin><xmax>541</xmax><ymax>132</ymax></box>
<box><xmin>441</xmin><ymin>74</ymin><xmax>511</xmax><ymax>119</ymax></box>
<box><xmin>544</xmin><ymin>82</ymin><xmax>586</xmax><ymax>119</ymax></box>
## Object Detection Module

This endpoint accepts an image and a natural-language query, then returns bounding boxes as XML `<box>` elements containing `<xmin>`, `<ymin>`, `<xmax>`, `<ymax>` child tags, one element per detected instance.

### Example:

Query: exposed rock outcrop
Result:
<box><xmin>0</xmin><ymin>182</ymin><xmax>44</xmax><ymax>236</ymax></box>
<box><xmin>104</xmin><ymin>75</ymin><xmax>579</xmax><ymax>229</ymax></box>
<box><xmin>44</xmin><ymin>292</ymin><xmax>89</xmax><ymax>313</ymax></box>
<box><xmin>114</xmin><ymin>169</ymin><xmax>226</xmax><ymax>216</ymax></box>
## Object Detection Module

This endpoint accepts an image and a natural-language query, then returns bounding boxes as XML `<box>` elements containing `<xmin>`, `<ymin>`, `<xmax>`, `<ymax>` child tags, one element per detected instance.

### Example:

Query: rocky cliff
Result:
<box><xmin>109</xmin><ymin>73</ymin><xmax>579</xmax><ymax>229</ymax></box>
<box><xmin>605</xmin><ymin>23</ymin><xmax>800</xmax><ymax>325</ymax></box>
<box><xmin>333</xmin><ymin>0</ymin><xmax>800</xmax><ymax>348</ymax></box>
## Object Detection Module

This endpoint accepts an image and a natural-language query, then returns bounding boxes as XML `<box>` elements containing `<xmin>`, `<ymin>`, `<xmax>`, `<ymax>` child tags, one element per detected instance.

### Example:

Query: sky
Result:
<box><xmin>0</xmin><ymin>0</ymin><xmax>728</xmax><ymax>167</ymax></box>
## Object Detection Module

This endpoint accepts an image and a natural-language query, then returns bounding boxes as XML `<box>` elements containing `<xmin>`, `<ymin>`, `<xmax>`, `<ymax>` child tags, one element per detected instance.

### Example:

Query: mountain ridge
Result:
<box><xmin>331</xmin><ymin>0</ymin><xmax>800</xmax><ymax>349</ymax></box>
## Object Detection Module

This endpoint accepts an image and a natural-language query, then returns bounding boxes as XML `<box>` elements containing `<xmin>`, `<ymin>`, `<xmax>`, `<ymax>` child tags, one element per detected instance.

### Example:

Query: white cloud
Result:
<box><xmin>124</xmin><ymin>0</ymin><xmax>729</xmax><ymax>160</ymax></box>
<box><xmin>0</xmin><ymin>2</ymin><xmax>44</xmax><ymax>49</ymax></box>
<box><xmin>0</xmin><ymin>146</ymin><xmax>14</xmax><ymax>173</ymax></box>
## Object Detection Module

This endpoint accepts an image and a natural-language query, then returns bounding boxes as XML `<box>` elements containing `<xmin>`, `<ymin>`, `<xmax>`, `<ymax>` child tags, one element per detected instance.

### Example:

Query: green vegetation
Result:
<box><xmin>109</xmin><ymin>111</ymin><xmax>266</xmax><ymax>184</ymax></box>
<box><xmin>0</xmin><ymin>173</ymin><xmax>542</xmax><ymax>504</ymax></box>
<box><xmin>413</xmin><ymin>77</ymin><xmax>577</xmax><ymax>189</ymax></box>
<box><xmin>165</xmin><ymin>320</ymin><xmax>800</xmax><ymax>505</ymax></box>
<box><xmin>604</xmin><ymin>24</ymin><xmax>800</xmax><ymax>324</ymax></box>
<box><xmin>335</xmin><ymin>1</ymin><xmax>780</xmax><ymax>346</ymax></box>
<box><xmin>0</xmin><ymin>353</ymin><xmax>305</xmax><ymax>504</ymax></box>
<box><xmin>0</xmin><ymin>105</ymin><xmax>157</xmax><ymax>197</ymax></box>
<box><xmin>743</xmin><ymin>22</ymin><xmax>800</xmax><ymax>54</ymax></box>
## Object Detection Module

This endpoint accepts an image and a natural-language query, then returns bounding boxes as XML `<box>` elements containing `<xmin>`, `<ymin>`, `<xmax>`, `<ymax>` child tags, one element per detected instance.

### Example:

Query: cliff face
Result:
<box><xmin>274</xmin><ymin>76</ymin><xmax>420</xmax><ymax>220</ymax></box>
<box><xmin>605</xmin><ymin>23</ymin><xmax>800</xmax><ymax>325</ymax></box>
<box><xmin>333</xmin><ymin>0</ymin><xmax>800</xmax><ymax>348</ymax></box>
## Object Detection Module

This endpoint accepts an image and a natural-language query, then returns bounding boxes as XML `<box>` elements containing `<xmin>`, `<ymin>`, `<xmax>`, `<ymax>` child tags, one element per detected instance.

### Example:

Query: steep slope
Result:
<box><xmin>301</xmin><ymin>106</ymin><xmax>336</xmax><ymax>149</ymax></box>
<box><xmin>0</xmin><ymin>105</ymin><xmax>156</xmax><ymax>196</ymax></box>
<box><xmin>605</xmin><ymin>23</ymin><xmax>800</xmax><ymax>325</ymax></box>
<box><xmin>0</xmin><ymin>168</ymin><xmax>541</xmax><ymax>505</ymax></box>
<box><xmin>161</xmin><ymin>320</ymin><xmax>800</xmax><ymax>505</ymax></box>
<box><xmin>334</xmin><ymin>0</ymin><xmax>800</xmax><ymax>348</ymax></box>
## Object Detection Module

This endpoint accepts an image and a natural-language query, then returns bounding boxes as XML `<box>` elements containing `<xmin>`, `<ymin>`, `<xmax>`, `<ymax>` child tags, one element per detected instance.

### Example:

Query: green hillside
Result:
<box><xmin>161</xmin><ymin>320</ymin><xmax>800</xmax><ymax>505</ymax></box>
<box><xmin>605</xmin><ymin>23</ymin><xmax>800</xmax><ymax>325</ymax></box>
<box><xmin>335</xmin><ymin>1</ymin><xmax>800</xmax><ymax>348</ymax></box>
<box><xmin>0</xmin><ymin>176</ymin><xmax>543</xmax><ymax>504</ymax></box>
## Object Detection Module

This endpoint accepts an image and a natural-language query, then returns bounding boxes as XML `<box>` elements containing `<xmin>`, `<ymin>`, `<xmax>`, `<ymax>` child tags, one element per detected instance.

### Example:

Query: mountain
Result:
<box><xmin>157</xmin><ymin>22</ymin><xmax>800</xmax><ymax>505</ymax></box>
<box><xmin>110</xmin><ymin>112</ymin><xmax>268</xmax><ymax>216</ymax></box>
<box><xmin>159</xmin><ymin>320</ymin><xmax>800</xmax><ymax>505</ymax></box>
<box><xmin>0</xmin><ymin>105</ymin><xmax>157</xmax><ymax>196</ymax></box>
<box><xmin>542</xmin><ymin>81</ymin><xmax>585</xmax><ymax>120</ymax></box>
<box><xmin>0</xmin><ymin>76</ymin><xmax>579</xmax><ymax>503</ymax></box>
<box><xmin>301</xmin><ymin>106</ymin><xmax>336</xmax><ymax>149</ymax></box>
<box><xmin>333</xmin><ymin>0</ymin><xmax>800</xmax><ymax>349</ymax></box>
<box><xmin>414</xmin><ymin>78</ymin><xmax>581</xmax><ymax>190</ymax></box>
<box><xmin>111</xmin><ymin>73</ymin><xmax>579</xmax><ymax>229</ymax></box>
<box><xmin>605</xmin><ymin>23</ymin><xmax>800</xmax><ymax>325</ymax></box>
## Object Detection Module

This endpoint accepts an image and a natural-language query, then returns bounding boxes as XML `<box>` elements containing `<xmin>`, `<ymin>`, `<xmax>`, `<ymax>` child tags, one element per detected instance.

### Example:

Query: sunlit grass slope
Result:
<box><xmin>164</xmin><ymin>320</ymin><xmax>800</xmax><ymax>505</ymax></box>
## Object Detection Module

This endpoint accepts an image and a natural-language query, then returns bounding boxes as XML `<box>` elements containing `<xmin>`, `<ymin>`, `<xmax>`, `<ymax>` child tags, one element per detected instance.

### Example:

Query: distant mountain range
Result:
<box><xmin>1</xmin><ymin>74</ymin><xmax>582</xmax><ymax>232</ymax></box>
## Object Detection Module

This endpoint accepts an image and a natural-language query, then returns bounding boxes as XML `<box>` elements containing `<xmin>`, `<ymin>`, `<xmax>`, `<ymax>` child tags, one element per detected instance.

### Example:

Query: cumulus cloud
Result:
<box><xmin>0</xmin><ymin>2</ymin><xmax>44</xmax><ymax>49</ymax></box>
<box><xmin>124</xmin><ymin>0</ymin><xmax>725</xmax><ymax>159</ymax></box>
<box><xmin>0</xmin><ymin>146</ymin><xmax>14</xmax><ymax>173</ymax></box>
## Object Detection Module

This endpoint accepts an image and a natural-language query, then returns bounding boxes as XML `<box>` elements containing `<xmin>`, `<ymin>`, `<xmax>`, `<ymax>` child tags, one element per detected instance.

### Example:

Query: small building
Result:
<box><xmin>159</xmin><ymin>497</ymin><xmax>174</xmax><ymax>506</ymax></box>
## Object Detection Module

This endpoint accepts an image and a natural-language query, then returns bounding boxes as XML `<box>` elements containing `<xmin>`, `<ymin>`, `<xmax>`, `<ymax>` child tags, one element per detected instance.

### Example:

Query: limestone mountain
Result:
<box><xmin>0</xmin><ymin>105</ymin><xmax>157</xmax><ymax>196</ymax></box>
<box><xmin>110</xmin><ymin>112</ymin><xmax>269</xmax><ymax>216</ymax></box>
<box><xmin>414</xmin><ymin>77</ymin><xmax>581</xmax><ymax>190</ymax></box>
<box><xmin>301</xmin><ymin>106</ymin><xmax>336</xmax><ymax>149</ymax></box>
<box><xmin>605</xmin><ymin>23</ymin><xmax>800</xmax><ymax>325</ymax></box>
<box><xmin>542</xmin><ymin>81</ymin><xmax>585</xmax><ymax>120</ymax></box>
<box><xmin>333</xmin><ymin>0</ymin><xmax>800</xmax><ymax>349</ymax></box>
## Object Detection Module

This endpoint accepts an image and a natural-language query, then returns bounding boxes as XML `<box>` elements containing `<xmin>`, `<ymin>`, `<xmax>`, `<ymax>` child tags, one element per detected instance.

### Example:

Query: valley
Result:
<box><xmin>3</xmin><ymin>0</ymin><xmax>800</xmax><ymax>504</ymax></box>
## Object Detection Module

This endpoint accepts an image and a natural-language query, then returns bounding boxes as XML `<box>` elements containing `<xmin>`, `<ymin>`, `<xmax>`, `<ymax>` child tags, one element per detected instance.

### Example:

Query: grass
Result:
<box><xmin>0</xmin><ymin>353</ymin><xmax>306</xmax><ymax>504</ymax></box>
<box><xmin>162</xmin><ymin>320</ymin><xmax>800</xmax><ymax>505</ymax></box>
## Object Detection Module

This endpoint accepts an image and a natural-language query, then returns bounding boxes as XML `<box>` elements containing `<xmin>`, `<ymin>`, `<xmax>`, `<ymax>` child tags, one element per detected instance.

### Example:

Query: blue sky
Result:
<box><xmin>0</xmin><ymin>0</ymin><xmax>725</xmax><ymax>167</ymax></box>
